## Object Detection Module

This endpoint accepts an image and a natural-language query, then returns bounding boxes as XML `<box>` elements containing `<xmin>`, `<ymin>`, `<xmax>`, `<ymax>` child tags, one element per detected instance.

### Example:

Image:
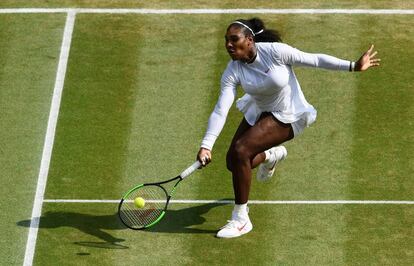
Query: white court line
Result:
<box><xmin>43</xmin><ymin>199</ymin><xmax>414</xmax><ymax>204</ymax></box>
<box><xmin>23</xmin><ymin>11</ymin><xmax>76</xmax><ymax>266</ymax></box>
<box><xmin>0</xmin><ymin>8</ymin><xmax>413</xmax><ymax>14</ymax></box>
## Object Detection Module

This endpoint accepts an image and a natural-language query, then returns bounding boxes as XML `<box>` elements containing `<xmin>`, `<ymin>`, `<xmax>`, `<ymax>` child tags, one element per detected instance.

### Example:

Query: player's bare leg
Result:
<box><xmin>227</xmin><ymin>112</ymin><xmax>293</xmax><ymax>204</ymax></box>
<box><xmin>217</xmin><ymin>113</ymin><xmax>293</xmax><ymax>238</ymax></box>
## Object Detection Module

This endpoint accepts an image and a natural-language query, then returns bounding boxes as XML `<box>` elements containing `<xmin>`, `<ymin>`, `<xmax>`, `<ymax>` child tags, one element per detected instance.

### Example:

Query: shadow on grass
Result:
<box><xmin>17</xmin><ymin>211</ymin><xmax>128</xmax><ymax>249</ymax></box>
<box><xmin>147</xmin><ymin>201</ymin><xmax>230</xmax><ymax>234</ymax></box>
<box><xmin>17</xmin><ymin>201</ymin><xmax>230</xmax><ymax>249</ymax></box>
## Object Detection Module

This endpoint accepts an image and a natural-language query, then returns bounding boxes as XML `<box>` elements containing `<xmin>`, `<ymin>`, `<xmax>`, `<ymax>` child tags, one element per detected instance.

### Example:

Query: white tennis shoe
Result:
<box><xmin>216</xmin><ymin>217</ymin><xmax>253</xmax><ymax>238</ymax></box>
<box><xmin>256</xmin><ymin>146</ymin><xmax>287</xmax><ymax>182</ymax></box>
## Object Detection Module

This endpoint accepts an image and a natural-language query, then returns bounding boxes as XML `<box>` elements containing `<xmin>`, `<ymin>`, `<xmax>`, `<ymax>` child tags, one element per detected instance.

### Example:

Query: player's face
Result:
<box><xmin>225</xmin><ymin>26</ymin><xmax>254</xmax><ymax>62</ymax></box>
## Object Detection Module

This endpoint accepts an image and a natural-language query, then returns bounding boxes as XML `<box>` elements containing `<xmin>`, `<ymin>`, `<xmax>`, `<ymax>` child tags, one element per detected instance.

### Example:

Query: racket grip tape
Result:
<box><xmin>180</xmin><ymin>161</ymin><xmax>201</xmax><ymax>179</ymax></box>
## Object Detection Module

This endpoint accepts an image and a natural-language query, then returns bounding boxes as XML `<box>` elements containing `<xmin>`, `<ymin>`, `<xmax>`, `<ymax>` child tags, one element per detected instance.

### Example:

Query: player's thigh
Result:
<box><xmin>229</xmin><ymin>118</ymin><xmax>252</xmax><ymax>149</ymax></box>
<box><xmin>235</xmin><ymin>113</ymin><xmax>293</xmax><ymax>156</ymax></box>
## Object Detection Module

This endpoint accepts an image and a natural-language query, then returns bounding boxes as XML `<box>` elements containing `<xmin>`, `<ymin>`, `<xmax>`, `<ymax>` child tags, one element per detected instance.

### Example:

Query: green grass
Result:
<box><xmin>1</xmin><ymin>0</ymin><xmax>413</xmax><ymax>9</ymax></box>
<box><xmin>46</xmin><ymin>14</ymin><xmax>143</xmax><ymax>199</ymax></box>
<box><xmin>349</xmin><ymin>15</ymin><xmax>414</xmax><ymax>200</ymax></box>
<box><xmin>1</xmin><ymin>3</ymin><xmax>413</xmax><ymax>266</ymax></box>
<box><xmin>29</xmin><ymin>203</ymin><xmax>414</xmax><ymax>265</ymax></box>
<box><xmin>345</xmin><ymin>15</ymin><xmax>414</xmax><ymax>265</ymax></box>
<box><xmin>0</xmin><ymin>13</ymin><xmax>66</xmax><ymax>265</ymax></box>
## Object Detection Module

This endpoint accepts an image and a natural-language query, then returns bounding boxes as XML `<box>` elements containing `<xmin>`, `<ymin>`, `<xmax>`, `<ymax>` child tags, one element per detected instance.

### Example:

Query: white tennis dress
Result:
<box><xmin>201</xmin><ymin>42</ymin><xmax>352</xmax><ymax>150</ymax></box>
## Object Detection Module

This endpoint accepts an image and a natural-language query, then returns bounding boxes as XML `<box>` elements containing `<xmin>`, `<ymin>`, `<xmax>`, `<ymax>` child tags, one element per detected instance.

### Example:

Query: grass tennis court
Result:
<box><xmin>1</xmin><ymin>1</ymin><xmax>413</xmax><ymax>265</ymax></box>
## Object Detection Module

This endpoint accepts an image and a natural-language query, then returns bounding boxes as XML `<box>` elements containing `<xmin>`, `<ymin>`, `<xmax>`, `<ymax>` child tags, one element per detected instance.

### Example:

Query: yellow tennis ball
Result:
<box><xmin>134</xmin><ymin>197</ymin><xmax>145</xmax><ymax>208</ymax></box>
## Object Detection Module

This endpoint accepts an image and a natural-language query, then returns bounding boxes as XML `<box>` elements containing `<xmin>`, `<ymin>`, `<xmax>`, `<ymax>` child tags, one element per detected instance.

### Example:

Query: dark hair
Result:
<box><xmin>228</xmin><ymin>18</ymin><xmax>282</xmax><ymax>43</ymax></box>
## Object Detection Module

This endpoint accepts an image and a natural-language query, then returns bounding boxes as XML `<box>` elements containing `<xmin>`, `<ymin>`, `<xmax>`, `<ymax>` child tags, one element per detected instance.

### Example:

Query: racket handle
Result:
<box><xmin>180</xmin><ymin>161</ymin><xmax>201</xmax><ymax>179</ymax></box>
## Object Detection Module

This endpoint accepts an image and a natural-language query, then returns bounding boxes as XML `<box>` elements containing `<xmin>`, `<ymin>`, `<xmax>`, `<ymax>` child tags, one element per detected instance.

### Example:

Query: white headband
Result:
<box><xmin>232</xmin><ymin>21</ymin><xmax>264</xmax><ymax>36</ymax></box>
<box><xmin>255</xmin><ymin>29</ymin><xmax>264</xmax><ymax>35</ymax></box>
<box><xmin>231</xmin><ymin>20</ymin><xmax>263</xmax><ymax>36</ymax></box>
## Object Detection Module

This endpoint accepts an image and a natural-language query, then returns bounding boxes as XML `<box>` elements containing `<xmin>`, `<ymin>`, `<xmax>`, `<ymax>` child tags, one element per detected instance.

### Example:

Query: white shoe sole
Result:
<box><xmin>216</xmin><ymin>221</ymin><xmax>253</xmax><ymax>238</ymax></box>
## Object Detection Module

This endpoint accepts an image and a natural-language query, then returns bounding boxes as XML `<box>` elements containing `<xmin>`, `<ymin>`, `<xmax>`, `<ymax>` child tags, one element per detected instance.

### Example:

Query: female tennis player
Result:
<box><xmin>197</xmin><ymin>18</ymin><xmax>380</xmax><ymax>238</ymax></box>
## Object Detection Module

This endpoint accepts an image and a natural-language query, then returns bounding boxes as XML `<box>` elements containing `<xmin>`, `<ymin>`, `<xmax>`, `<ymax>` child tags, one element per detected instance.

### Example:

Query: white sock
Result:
<box><xmin>232</xmin><ymin>203</ymin><xmax>249</xmax><ymax>220</ymax></box>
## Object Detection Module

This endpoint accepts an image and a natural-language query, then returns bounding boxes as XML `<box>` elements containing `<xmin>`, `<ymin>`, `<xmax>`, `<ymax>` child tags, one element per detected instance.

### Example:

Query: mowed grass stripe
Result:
<box><xmin>0</xmin><ymin>14</ymin><xmax>66</xmax><ymax>266</ymax></box>
<box><xmin>120</xmin><ymin>15</ymin><xmax>233</xmax><ymax>200</ymax></box>
<box><xmin>45</xmin><ymin>14</ymin><xmax>144</xmax><ymax>200</ymax></box>
<box><xmin>39</xmin><ymin>14</ymin><xmax>145</xmax><ymax>265</ymax></box>
<box><xmin>119</xmin><ymin>15</ymin><xmax>232</xmax><ymax>265</ymax></box>
<box><xmin>350</xmin><ymin>15</ymin><xmax>414</xmax><ymax>199</ymax></box>
<box><xmin>345</xmin><ymin>15</ymin><xmax>414</xmax><ymax>265</ymax></box>
<box><xmin>242</xmin><ymin>14</ymin><xmax>359</xmax><ymax>265</ymax></box>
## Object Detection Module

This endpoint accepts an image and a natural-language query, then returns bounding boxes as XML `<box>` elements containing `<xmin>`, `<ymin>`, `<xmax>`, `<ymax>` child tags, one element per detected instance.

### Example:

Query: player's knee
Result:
<box><xmin>226</xmin><ymin>140</ymin><xmax>253</xmax><ymax>171</ymax></box>
<box><xmin>232</xmin><ymin>140</ymin><xmax>252</xmax><ymax>162</ymax></box>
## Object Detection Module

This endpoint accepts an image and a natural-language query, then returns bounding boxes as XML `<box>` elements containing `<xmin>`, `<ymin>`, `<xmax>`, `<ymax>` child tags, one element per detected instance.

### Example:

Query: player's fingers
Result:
<box><xmin>370</xmin><ymin>51</ymin><xmax>378</xmax><ymax>58</ymax></box>
<box><xmin>200</xmin><ymin>156</ymin><xmax>207</xmax><ymax>166</ymax></box>
<box><xmin>369</xmin><ymin>58</ymin><xmax>381</xmax><ymax>66</ymax></box>
<box><xmin>197</xmin><ymin>148</ymin><xmax>211</xmax><ymax>167</ymax></box>
<box><xmin>203</xmin><ymin>155</ymin><xmax>211</xmax><ymax>164</ymax></box>
<box><xmin>367</xmin><ymin>44</ymin><xmax>374</xmax><ymax>54</ymax></box>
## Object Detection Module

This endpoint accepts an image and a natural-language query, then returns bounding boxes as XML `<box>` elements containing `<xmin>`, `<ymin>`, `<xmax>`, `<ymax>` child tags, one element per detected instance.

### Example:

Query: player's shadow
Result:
<box><xmin>146</xmin><ymin>200</ymin><xmax>230</xmax><ymax>234</ymax></box>
<box><xmin>17</xmin><ymin>211</ymin><xmax>128</xmax><ymax>249</ymax></box>
<box><xmin>16</xmin><ymin>200</ymin><xmax>230</xmax><ymax>248</ymax></box>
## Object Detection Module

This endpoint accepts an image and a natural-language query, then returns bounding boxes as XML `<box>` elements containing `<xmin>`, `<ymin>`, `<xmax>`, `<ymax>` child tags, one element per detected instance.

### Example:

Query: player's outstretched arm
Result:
<box><xmin>355</xmin><ymin>44</ymin><xmax>381</xmax><ymax>71</ymax></box>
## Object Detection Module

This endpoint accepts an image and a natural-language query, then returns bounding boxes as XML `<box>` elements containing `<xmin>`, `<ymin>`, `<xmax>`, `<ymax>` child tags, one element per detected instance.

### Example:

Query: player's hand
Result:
<box><xmin>197</xmin><ymin>148</ymin><xmax>212</xmax><ymax>167</ymax></box>
<box><xmin>355</xmin><ymin>44</ymin><xmax>381</xmax><ymax>71</ymax></box>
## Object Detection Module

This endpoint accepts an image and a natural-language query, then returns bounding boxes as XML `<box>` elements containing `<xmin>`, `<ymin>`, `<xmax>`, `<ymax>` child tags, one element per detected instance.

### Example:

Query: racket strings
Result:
<box><xmin>119</xmin><ymin>185</ymin><xmax>168</xmax><ymax>229</ymax></box>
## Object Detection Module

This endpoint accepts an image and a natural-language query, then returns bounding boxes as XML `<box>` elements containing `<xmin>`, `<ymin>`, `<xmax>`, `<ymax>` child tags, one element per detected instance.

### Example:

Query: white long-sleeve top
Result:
<box><xmin>201</xmin><ymin>42</ymin><xmax>352</xmax><ymax>150</ymax></box>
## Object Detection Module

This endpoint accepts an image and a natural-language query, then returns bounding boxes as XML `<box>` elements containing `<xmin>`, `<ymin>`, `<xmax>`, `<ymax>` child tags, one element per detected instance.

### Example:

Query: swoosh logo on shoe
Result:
<box><xmin>269</xmin><ymin>161</ymin><xmax>277</xmax><ymax>171</ymax></box>
<box><xmin>237</xmin><ymin>222</ymin><xmax>248</xmax><ymax>231</ymax></box>
<box><xmin>265</xmin><ymin>68</ymin><xmax>270</xmax><ymax>73</ymax></box>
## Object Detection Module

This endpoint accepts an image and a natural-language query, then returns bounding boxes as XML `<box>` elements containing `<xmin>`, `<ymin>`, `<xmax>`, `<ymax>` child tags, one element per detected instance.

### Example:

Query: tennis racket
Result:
<box><xmin>118</xmin><ymin>160</ymin><xmax>202</xmax><ymax>230</ymax></box>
